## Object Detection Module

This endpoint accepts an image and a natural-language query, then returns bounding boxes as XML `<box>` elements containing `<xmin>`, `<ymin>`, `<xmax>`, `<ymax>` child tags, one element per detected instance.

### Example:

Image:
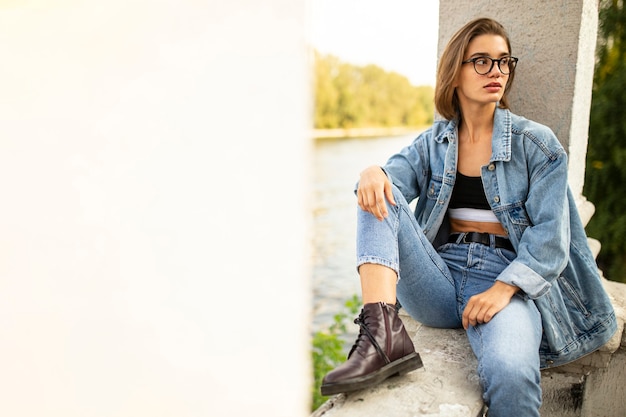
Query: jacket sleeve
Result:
<box><xmin>496</xmin><ymin>140</ymin><xmax>570</xmax><ymax>299</ymax></box>
<box><xmin>379</xmin><ymin>132</ymin><xmax>432</xmax><ymax>204</ymax></box>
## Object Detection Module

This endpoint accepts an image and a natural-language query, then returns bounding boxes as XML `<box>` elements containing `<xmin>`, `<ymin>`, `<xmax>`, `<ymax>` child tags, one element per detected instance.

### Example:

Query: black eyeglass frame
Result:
<box><xmin>461</xmin><ymin>56</ymin><xmax>519</xmax><ymax>75</ymax></box>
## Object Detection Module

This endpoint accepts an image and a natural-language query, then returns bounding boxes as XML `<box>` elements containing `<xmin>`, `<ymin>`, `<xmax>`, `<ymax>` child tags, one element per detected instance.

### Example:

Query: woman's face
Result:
<box><xmin>454</xmin><ymin>34</ymin><xmax>511</xmax><ymax>110</ymax></box>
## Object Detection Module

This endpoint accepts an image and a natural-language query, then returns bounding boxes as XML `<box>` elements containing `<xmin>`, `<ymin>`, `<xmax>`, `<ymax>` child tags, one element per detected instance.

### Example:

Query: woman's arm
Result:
<box><xmin>497</xmin><ymin>140</ymin><xmax>570</xmax><ymax>299</ymax></box>
<box><xmin>357</xmin><ymin>166</ymin><xmax>396</xmax><ymax>221</ymax></box>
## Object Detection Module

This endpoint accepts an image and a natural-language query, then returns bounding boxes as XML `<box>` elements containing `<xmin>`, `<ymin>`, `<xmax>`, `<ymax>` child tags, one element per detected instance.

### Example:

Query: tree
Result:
<box><xmin>314</xmin><ymin>51</ymin><xmax>341</xmax><ymax>128</ymax></box>
<box><xmin>584</xmin><ymin>0</ymin><xmax>626</xmax><ymax>282</ymax></box>
<box><xmin>313</xmin><ymin>52</ymin><xmax>434</xmax><ymax>129</ymax></box>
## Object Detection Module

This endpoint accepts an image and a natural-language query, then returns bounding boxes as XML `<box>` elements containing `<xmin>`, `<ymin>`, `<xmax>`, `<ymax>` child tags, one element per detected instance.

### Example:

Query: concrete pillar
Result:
<box><xmin>0</xmin><ymin>1</ymin><xmax>311</xmax><ymax>416</ymax></box>
<box><xmin>437</xmin><ymin>0</ymin><xmax>599</xmax><ymax>221</ymax></box>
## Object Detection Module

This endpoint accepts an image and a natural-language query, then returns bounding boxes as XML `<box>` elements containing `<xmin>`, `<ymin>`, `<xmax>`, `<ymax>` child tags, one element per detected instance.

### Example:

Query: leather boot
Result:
<box><xmin>321</xmin><ymin>302</ymin><xmax>423</xmax><ymax>396</ymax></box>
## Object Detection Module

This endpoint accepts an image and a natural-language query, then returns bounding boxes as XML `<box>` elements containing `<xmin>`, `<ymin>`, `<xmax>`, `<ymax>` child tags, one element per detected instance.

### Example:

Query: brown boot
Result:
<box><xmin>320</xmin><ymin>302</ymin><xmax>423</xmax><ymax>396</ymax></box>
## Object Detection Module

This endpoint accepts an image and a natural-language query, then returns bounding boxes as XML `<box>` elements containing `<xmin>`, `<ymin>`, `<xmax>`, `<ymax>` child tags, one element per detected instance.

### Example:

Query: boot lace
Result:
<box><xmin>347</xmin><ymin>311</ymin><xmax>391</xmax><ymax>364</ymax></box>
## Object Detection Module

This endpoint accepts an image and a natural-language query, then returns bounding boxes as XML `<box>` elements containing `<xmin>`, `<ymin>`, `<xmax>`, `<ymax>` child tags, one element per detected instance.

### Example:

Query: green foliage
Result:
<box><xmin>311</xmin><ymin>295</ymin><xmax>361</xmax><ymax>411</ymax></box>
<box><xmin>314</xmin><ymin>51</ymin><xmax>434</xmax><ymax>129</ymax></box>
<box><xmin>584</xmin><ymin>0</ymin><xmax>626</xmax><ymax>282</ymax></box>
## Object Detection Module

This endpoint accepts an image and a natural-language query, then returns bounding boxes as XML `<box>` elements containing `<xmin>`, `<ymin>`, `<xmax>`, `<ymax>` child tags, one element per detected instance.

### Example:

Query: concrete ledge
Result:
<box><xmin>312</xmin><ymin>279</ymin><xmax>626</xmax><ymax>417</ymax></box>
<box><xmin>312</xmin><ymin>322</ymin><xmax>485</xmax><ymax>417</ymax></box>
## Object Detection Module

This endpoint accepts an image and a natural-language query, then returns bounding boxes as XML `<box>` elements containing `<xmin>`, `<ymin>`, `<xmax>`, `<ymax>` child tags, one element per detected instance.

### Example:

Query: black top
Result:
<box><xmin>449</xmin><ymin>172</ymin><xmax>491</xmax><ymax>210</ymax></box>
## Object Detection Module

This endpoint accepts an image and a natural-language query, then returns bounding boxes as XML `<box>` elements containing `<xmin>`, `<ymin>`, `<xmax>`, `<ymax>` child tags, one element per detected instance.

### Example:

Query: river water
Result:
<box><xmin>311</xmin><ymin>132</ymin><xmax>422</xmax><ymax>331</ymax></box>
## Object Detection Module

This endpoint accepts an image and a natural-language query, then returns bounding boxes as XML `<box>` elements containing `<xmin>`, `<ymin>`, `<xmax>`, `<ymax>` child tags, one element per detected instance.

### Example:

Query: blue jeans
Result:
<box><xmin>356</xmin><ymin>186</ymin><xmax>542</xmax><ymax>417</ymax></box>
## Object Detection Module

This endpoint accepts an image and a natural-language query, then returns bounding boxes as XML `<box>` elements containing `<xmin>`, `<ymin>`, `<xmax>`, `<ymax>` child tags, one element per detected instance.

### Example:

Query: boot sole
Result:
<box><xmin>320</xmin><ymin>352</ymin><xmax>423</xmax><ymax>396</ymax></box>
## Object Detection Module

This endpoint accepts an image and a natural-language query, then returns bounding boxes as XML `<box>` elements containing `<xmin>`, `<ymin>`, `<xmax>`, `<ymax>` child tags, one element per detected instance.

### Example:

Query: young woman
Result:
<box><xmin>320</xmin><ymin>18</ymin><xmax>617</xmax><ymax>417</ymax></box>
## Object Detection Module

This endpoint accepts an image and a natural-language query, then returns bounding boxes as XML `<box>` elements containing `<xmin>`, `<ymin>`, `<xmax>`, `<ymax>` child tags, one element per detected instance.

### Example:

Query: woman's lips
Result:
<box><xmin>484</xmin><ymin>82</ymin><xmax>502</xmax><ymax>92</ymax></box>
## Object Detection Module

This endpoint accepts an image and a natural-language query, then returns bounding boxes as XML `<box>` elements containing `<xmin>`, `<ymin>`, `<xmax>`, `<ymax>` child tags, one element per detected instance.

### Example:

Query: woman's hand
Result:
<box><xmin>462</xmin><ymin>281</ymin><xmax>519</xmax><ymax>329</ymax></box>
<box><xmin>357</xmin><ymin>166</ymin><xmax>396</xmax><ymax>221</ymax></box>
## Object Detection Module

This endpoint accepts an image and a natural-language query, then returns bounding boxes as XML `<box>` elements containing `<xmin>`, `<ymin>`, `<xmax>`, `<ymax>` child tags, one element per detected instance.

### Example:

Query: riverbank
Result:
<box><xmin>312</xmin><ymin>126</ymin><xmax>425</xmax><ymax>139</ymax></box>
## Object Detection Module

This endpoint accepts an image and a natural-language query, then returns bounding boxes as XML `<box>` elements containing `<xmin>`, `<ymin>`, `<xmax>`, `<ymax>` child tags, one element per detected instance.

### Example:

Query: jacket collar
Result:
<box><xmin>435</xmin><ymin>107</ymin><xmax>512</xmax><ymax>162</ymax></box>
<box><xmin>490</xmin><ymin>107</ymin><xmax>512</xmax><ymax>162</ymax></box>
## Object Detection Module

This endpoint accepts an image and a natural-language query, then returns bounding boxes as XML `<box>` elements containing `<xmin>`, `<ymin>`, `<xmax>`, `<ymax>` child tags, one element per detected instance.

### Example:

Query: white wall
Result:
<box><xmin>0</xmin><ymin>1</ymin><xmax>312</xmax><ymax>416</ymax></box>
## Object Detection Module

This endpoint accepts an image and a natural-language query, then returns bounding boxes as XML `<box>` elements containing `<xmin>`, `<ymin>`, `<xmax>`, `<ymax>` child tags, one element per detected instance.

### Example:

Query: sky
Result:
<box><xmin>310</xmin><ymin>0</ymin><xmax>440</xmax><ymax>86</ymax></box>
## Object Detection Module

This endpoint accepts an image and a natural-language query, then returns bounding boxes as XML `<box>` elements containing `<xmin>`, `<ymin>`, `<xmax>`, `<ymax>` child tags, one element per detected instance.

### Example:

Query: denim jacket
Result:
<box><xmin>383</xmin><ymin>107</ymin><xmax>617</xmax><ymax>368</ymax></box>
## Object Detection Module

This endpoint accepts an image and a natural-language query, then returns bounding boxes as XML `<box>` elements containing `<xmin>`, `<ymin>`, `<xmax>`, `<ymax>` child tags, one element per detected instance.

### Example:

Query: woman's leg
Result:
<box><xmin>468</xmin><ymin>298</ymin><xmax>542</xmax><ymax>417</ymax></box>
<box><xmin>321</xmin><ymin>185</ymin><xmax>459</xmax><ymax>396</ymax></box>
<box><xmin>359</xmin><ymin>263</ymin><xmax>397</xmax><ymax>305</ymax></box>
<box><xmin>356</xmin><ymin>185</ymin><xmax>460</xmax><ymax>327</ymax></box>
<box><xmin>442</xmin><ymin>242</ymin><xmax>542</xmax><ymax>417</ymax></box>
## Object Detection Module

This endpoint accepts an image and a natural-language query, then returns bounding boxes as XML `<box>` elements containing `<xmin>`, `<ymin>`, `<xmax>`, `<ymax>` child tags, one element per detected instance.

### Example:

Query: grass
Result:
<box><xmin>311</xmin><ymin>294</ymin><xmax>361</xmax><ymax>411</ymax></box>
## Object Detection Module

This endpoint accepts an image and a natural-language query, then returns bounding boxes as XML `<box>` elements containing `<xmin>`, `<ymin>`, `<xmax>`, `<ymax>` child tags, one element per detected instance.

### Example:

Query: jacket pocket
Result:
<box><xmin>505</xmin><ymin>203</ymin><xmax>531</xmax><ymax>235</ymax></box>
<box><xmin>535</xmin><ymin>275</ymin><xmax>593</xmax><ymax>355</ymax></box>
<box><xmin>426</xmin><ymin>176</ymin><xmax>443</xmax><ymax>201</ymax></box>
<box><xmin>422</xmin><ymin>176</ymin><xmax>444</xmax><ymax>215</ymax></box>
<box><xmin>556</xmin><ymin>275</ymin><xmax>591</xmax><ymax>318</ymax></box>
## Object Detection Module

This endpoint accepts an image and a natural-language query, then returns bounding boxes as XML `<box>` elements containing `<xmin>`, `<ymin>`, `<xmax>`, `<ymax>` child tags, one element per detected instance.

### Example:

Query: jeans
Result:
<box><xmin>356</xmin><ymin>185</ymin><xmax>542</xmax><ymax>417</ymax></box>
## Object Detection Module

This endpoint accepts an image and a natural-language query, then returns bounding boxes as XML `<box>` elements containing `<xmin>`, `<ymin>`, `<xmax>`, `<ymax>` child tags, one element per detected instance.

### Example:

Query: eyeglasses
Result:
<box><xmin>462</xmin><ymin>56</ymin><xmax>519</xmax><ymax>75</ymax></box>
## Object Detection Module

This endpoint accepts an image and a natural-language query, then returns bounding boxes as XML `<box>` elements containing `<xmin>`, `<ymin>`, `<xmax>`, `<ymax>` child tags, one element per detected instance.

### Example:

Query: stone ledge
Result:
<box><xmin>312</xmin><ymin>322</ymin><xmax>485</xmax><ymax>417</ymax></box>
<box><xmin>312</xmin><ymin>279</ymin><xmax>626</xmax><ymax>417</ymax></box>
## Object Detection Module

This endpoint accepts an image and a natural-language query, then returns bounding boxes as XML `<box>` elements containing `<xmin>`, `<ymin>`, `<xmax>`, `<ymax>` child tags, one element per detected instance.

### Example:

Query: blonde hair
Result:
<box><xmin>435</xmin><ymin>18</ymin><xmax>516</xmax><ymax>120</ymax></box>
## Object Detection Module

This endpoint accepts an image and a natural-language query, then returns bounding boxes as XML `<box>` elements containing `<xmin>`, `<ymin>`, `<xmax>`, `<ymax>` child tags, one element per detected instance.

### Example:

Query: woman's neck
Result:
<box><xmin>459</xmin><ymin>105</ymin><xmax>496</xmax><ymax>143</ymax></box>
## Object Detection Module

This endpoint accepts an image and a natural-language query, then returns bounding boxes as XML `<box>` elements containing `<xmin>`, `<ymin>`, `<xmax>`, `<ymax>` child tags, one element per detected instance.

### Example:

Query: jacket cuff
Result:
<box><xmin>497</xmin><ymin>260</ymin><xmax>552</xmax><ymax>299</ymax></box>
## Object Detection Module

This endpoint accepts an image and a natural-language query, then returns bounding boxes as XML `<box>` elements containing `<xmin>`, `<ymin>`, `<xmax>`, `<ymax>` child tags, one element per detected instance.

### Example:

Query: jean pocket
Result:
<box><xmin>495</xmin><ymin>247</ymin><xmax>516</xmax><ymax>265</ymax></box>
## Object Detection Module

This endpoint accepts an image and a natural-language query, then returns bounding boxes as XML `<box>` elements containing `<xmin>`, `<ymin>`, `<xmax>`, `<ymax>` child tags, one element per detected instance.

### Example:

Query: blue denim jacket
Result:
<box><xmin>383</xmin><ymin>107</ymin><xmax>617</xmax><ymax>368</ymax></box>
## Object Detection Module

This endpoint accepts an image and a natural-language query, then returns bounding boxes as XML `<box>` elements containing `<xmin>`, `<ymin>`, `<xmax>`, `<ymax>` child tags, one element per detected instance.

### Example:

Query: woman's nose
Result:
<box><xmin>487</xmin><ymin>63</ymin><xmax>503</xmax><ymax>77</ymax></box>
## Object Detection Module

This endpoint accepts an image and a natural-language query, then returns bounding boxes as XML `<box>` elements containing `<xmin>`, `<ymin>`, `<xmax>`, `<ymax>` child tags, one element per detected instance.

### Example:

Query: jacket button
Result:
<box><xmin>493</xmin><ymin>196</ymin><xmax>500</xmax><ymax>203</ymax></box>
<box><xmin>488</xmin><ymin>163</ymin><xmax>495</xmax><ymax>171</ymax></box>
